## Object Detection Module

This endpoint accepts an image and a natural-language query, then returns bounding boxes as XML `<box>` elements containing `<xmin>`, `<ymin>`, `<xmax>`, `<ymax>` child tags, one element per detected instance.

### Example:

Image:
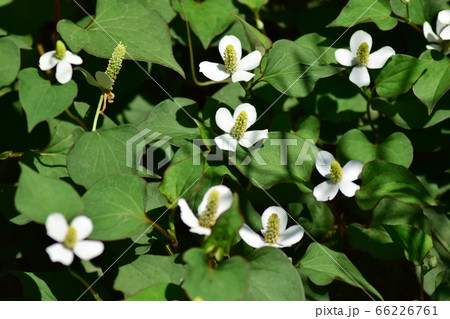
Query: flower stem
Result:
<box><xmin>180</xmin><ymin>0</ymin><xmax>230</xmax><ymax>87</ymax></box>
<box><xmin>65</xmin><ymin>108</ymin><xmax>88</xmax><ymax>131</ymax></box>
<box><xmin>68</xmin><ymin>267</ymin><xmax>102</xmax><ymax>301</ymax></box>
<box><xmin>147</xmin><ymin>216</ymin><xmax>179</xmax><ymax>252</ymax></box>
<box><xmin>92</xmin><ymin>93</ymin><xmax>105</xmax><ymax>132</ymax></box>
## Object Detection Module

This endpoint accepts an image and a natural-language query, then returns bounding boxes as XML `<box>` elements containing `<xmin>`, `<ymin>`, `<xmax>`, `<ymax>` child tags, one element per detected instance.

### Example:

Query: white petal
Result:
<box><xmin>55</xmin><ymin>60</ymin><xmax>73</xmax><ymax>84</ymax></box>
<box><xmin>261</xmin><ymin>206</ymin><xmax>288</xmax><ymax>233</ymax></box>
<box><xmin>215</xmin><ymin>107</ymin><xmax>234</xmax><ymax>133</ymax></box>
<box><xmin>238</xmin><ymin>51</ymin><xmax>262</xmax><ymax>71</ymax></box>
<box><xmin>73</xmin><ymin>240</ymin><xmax>104</xmax><ymax>260</ymax></box>
<box><xmin>45</xmin><ymin>212</ymin><xmax>68</xmax><ymax>242</ymax></box>
<box><xmin>199</xmin><ymin>62</ymin><xmax>230</xmax><ymax>82</ymax></box>
<box><xmin>342</xmin><ymin>160</ymin><xmax>364</xmax><ymax>182</ymax></box>
<box><xmin>218</xmin><ymin>35</ymin><xmax>242</xmax><ymax>61</ymax></box>
<box><xmin>214</xmin><ymin>134</ymin><xmax>238</xmax><ymax>152</ymax></box>
<box><xmin>349</xmin><ymin>66</ymin><xmax>370</xmax><ymax>88</ymax></box>
<box><xmin>426</xmin><ymin>44</ymin><xmax>442</xmax><ymax>51</ymax></box>
<box><xmin>70</xmin><ymin>215</ymin><xmax>93</xmax><ymax>241</ymax></box>
<box><xmin>335</xmin><ymin>49</ymin><xmax>356</xmax><ymax>66</ymax></box>
<box><xmin>338</xmin><ymin>181</ymin><xmax>360</xmax><ymax>198</ymax></box>
<box><xmin>178</xmin><ymin>198</ymin><xmax>200</xmax><ymax>229</ymax></box>
<box><xmin>231</xmin><ymin>70</ymin><xmax>254</xmax><ymax>82</ymax></box>
<box><xmin>39</xmin><ymin>51</ymin><xmax>58</xmax><ymax>71</ymax></box>
<box><xmin>440</xmin><ymin>25</ymin><xmax>450</xmax><ymax>40</ymax></box>
<box><xmin>277</xmin><ymin>225</ymin><xmax>304</xmax><ymax>247</ymax></box>
<box><xmin>313</xmin><ymin>180</ymin><xmax>340</xmax><ymax>201</ymax></box>
<box><xmin>65</xmin><ymin>51</ymin><xmax>83</xmax><ymax>65</ymax></box>
<box><xmin>315</xmin><ymin>150</ymin><xmax>335</xmax><ymax>178</ymax></box>
<box><xmin>239</xmin><ymin>129</ymin><xmax>268</xmax><ymax>148</ymax></box>
<box><xmin>190</xmin><ymin>226</ymin><xmax>212</xmax><ymax>236</ymax></box>
<box><xmin>437</xmin><ymin>10</ymin><xmax>450</xmax><ymax>35</ymax></box>
<box><xmin>350</xmin><ymin>30</ymin><xmax>372</xmax><ymax>54</ymax></box>
<box><xmin>423</xmin><ymin>21</ymin><xmax>440</xmax><ymax>43</ymax></box>
<box><xmin>197</xmin><ymin>185</ymin><xmax>233</xmax><ymax>218</ymax></box>
<box><xmin>367</xmin><ymin>46</ymin><xmax>395</xmax><ymax>69</ymax></box>
<box><xmin>46</xmin><ymin>243</ymin><xmax>74</xmax><ymax>266</ymax></box>
<box><xmin>233</xmin><ymin>103</ymin><xmax>257</xmax><ymax>128</ymax></box>
<box><xmin>239</xmin><ymin>224</ymin><xmax>266</xmax><ymax>248</ymax></box>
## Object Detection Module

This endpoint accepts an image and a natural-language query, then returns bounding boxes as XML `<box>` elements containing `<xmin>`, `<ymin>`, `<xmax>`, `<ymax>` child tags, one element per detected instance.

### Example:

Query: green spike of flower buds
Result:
<box><xmin>198</xmin><ymin>190</ymin><xmax>220</xmax><ymax>228</ymax></box>
<box><xmin>356</xmin><ymin>42</ymin><xmax>370</xmax><ymax>66</ymax></box>
<box><xmin>63</xmin><ymin>226</ymin><xmax>77</xmax><ymax>249</ymax></box>
<box><xmin>264</xmin><ymin>214</ymin><xmax>280</xmax><ymax>245</ymax></box>
<box><xmin>224</xmin><ymin>44</ymin><xmax>238</xmax><ymax>74</ymax></box>
<box><xmin>55</xmin><ymin>40</ymin><xmax>67</xmax><ymax>60</ymax></box>
<box><xmin>230</xmin><ymin>111</ymin><xmax>248</xmax><ymax>140</ymax></box>
<box><xmin>330</xmin><ymin>161</ymin><xmax>343</xmax><ymax>183</ymax></box>
<box><xmin>105</xmin><ymin>42</ymin><xmax>127</xmax><ymax>89</ymax></box>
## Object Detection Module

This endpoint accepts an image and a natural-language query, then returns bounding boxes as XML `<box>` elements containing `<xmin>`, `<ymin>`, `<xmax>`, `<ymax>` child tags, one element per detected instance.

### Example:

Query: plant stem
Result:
<box><xmin>147</xmin><ymin>216</ymin><xmax>179</xmax><ymax>252</ymax></box>
<box><xmin>68</xmin><ymin>267</ymin><xmax>102</xmax><ymax>301</ymax></box>
<box><xmin>92</xmin><ymin>93</ymin><xmax>105</xmax><ymax>132</ymax></box>
<box><xmin>180</xmin><ymin>0</ymin><xmax>230</xmax><ymax>87</ymax></box>
<box><xmin>65</xmin><ymin>108</ymin><xmax>88</xmax><ymax>131</ymax></box>
<box><xmin>419</xmin><ymin>265</ymin><xmax>426</xmax><ymax>300</ymax></box>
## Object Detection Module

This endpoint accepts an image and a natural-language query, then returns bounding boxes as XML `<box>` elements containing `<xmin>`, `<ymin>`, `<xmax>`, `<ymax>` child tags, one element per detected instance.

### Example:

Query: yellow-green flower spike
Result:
<box><xmin>105</xmin><ymin>42</ymin><xmax>127</xmax><ymax>88</ymax></box>
<box><xmin>356</xmin><ymin>42</ymin><xmax>370</xmax><ymax>66</ymax></box>
<box><xmin>198</xmin><ymin>190</ymin><xmax>220</xmax><ymax>228</ymax></box>
<box><xmin>330</xmin><ymin>161</ymin><xmax>343</xmax><ymax>183</ymax></box>
<box><xmin>63</xmin><ymin>226</ymin><xmax>77</xmax><ymax>249</ymax></box>
<box><xmin>230</xmin><ymin>111</ymin><xmax>248</xmax><ymax>140</ymax></box>
<box><xmin>264</xmin><ymin>214</ymin><xmax>280</xmax><ymax>245</ymax></box>
<box><xmin>55</xmin><ymin>40</ymin><xmax>67</xmax><ymax>60</ymax></box>
<box><xmin>224</xmin><ymin>44</ymin><xmax>238</xmax><ymax>74</ymax></box>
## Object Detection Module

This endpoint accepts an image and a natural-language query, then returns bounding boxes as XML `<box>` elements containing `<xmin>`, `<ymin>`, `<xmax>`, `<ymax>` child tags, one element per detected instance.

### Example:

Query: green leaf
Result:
<box><xmin>95</xmin><ymin>71</ymin><xmax>113</xmax><ymax>90</ymax></box>
<box><xmin>67</xmin><ymin>125</ymin><xmax>141</xmax><ymax>189</ymax></box>
<box><xmin>203</xmin><ymin>194</ymin><xmax>244</xmax><ymax>261</ymax></box>
<box><xmin>57</xmin><ymin>0</ymin><xmax>184</xmax><ymax>76</ymax></box>
<box><xmin>413</xmin><ymin>51</ymin><xmax>450</xmax><ymax>114</ymax></box>
<box><xmin>237</xmin><ymin>0</ymin><xmax>268</xmax><ymax>10</ymax></box>
<box><xmin>337</xmin><ymin>129</ymin><xmax>413</xmax><ymax>168</ymax></box>
<box><xmin>356</xmin><ymin>160</ymin><xmax>437</xmax><ymax>210</ymax></box>
<box><xmin>18</xmin><ymin>68</ymin><xmax>77</xmax><ymax>132</ymax></box>
<box><xmin>245</xmin><ymin>247</ymin><xmax>305</xmax><ymax>300</ymax></box>
<box><xmin>296</xmin><ymin>115</ymin><xmax>320</xmax><ymax>143</ymax></box>
<box><xmin>125</xmin><ymin>283</ymin><xmax>187</xmax><ymax>301</ymax></box>
<box><xmin>295</xmin><ymin>33</ymin><xmax>339</xmax><ymax>65</ymax></box>
<box><xmin>424</xmin><ymin>210</ymin><xmax>450</xmax><ymax>263</ymax></box>
<box><xmin>384</xmin><ymin>224</ymin><xmax>433</xmax><ymax>265</ymax></box>
<box><xmin>231</xmin><ymin>132</ymin><xmax>317</xmax><ymax>191</ymax></box>
<box><xmin>233</xmin><ymin>15</ymin><xmax>272</xmax><ymax>55</ymax></box>
<box><xmin>371</xmin><ymin>198</ymin><xmax>428</xmax><ymax>229</ymax></box>
<box><xmin>137</xmin><ymin>98</ymin><xmax>200</xmax><ymax>147</ymax></box>
<box><xmin>141</xmin><ymin>0</ymin><xmax>176</xmax><ymax>23</ymax></box>
<box><xmin>373</xmin><ymin>91</ymin><xmax>450</xmax><ymax>129</ymax></box>
<box><xmin>12</xmin><ymin>271</ymin><xmax>57</xmax><ymax>301</ymax></box>
<box><xmin>14</xmin><ymin>164</ymin><xmax>85</xmax><ymax>224</ymax></box>
<box><xmin>390</xmin><ymin>0</ymin><xmax>446</xmax><ymax>25</ymax></box>
<box><xmin>375</xmin><ymin>55</ymin><xmax>430</xmax><ymax>98</ymax></box>
<box><xmin>114</xmin><ymin>254</ymin><xmax>184</xmax><ymax>297</ymax></box>
<box><xmin>298</xmin><ymin>242</ymin><xmax>383</xmax><ymax>300</ymax></box>
<box><xmin>347</xmin><ymin>223</ymin><xmax>403</xmax><ymax>260</ymax></box>
<box><xmin>82</xmin><ymin>175</ymin><xmax>151</xmax><ymax>240</ymax></box>
<box><xmin>172</xmin><ymin>0</ymin><xmax>238</xmax><ymax>49</ymax></box>
<box><xmin>329</xmin><ymin>0</ymin><xmax>398</xmax><ymax>30</ymax></box>
<box><xmin>182</xmin><ymin>248</ymin><xmax>250</xmax><ymax>300</ymax></box>
<box><xmin>146</xmin><ymin>182</ymin><xmax>168</xmax><ymax>212</ymax></box>
<box><xmin>262</xmin><ymin>39</ymin><xmax>343</xmax><ymax>97</ymax></box>
<box><xmin>0</xmin><ymin>36</ymin><xmax>20</xmax><ymax>87</ymax></box>
<box><xmin>159</xmin><ymin>147</ymin><xmax>205</xmax><ymax>204</ymax></box>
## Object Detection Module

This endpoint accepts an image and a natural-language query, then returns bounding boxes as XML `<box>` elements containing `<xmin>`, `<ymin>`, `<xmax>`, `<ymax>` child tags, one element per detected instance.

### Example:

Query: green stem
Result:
<box><xmin>68</xmin><ymin>267</ymin><xmax>102</xmax><ymax>301</ymax></box>
<box><xmin>92</xmin><ymin>94</ymin><xmax>104</xmax><ymax>132</ymax></box>
<box><xmin>419</xmin><ymin>265</ymin><xmax>426</xmax><ymax>300</ymax></box>
<box><xmin>65</xmin><ymin>108</ymin><xmax>88</xmax><ymax>131</ymax></box>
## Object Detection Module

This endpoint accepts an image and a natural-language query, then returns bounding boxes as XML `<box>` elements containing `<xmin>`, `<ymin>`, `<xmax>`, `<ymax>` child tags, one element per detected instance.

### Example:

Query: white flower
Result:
<box><xmin>313</xmin><ymin>151</ymin><xmax>364</xmax><ymax>201</ymax></box>
<box><xmin>214</xmin><ymin>103</ymin><xmax>268</xmax><ymax>152</ymax></box>
<box><xmin>178</xmin><ymin>185</ymin><xmax>233</xmax><ymax>236</ymax></box>
<box><xmin>39</xmin><ymin>40</ymin><xmax>83</xmax><ymax>84</ymax></box>
<box><xmin>423</xmin><ymin>10</ymin><xmax>450</xmax><ymax>55</ymax></box>
<box><xmin>199</xmin><ymin>35</ymin><xmax>262</xmax><ymax>83</ymax></box>
<box><xmin>45</xmin><ymin>213</ymin><xmax>104</xmax><ymax>266</ymax></box>
<box><xmin>335</xmin><ymin>30</ymin><xmax>395</xmax><ymax>87</ymax></box>
<box><xmin>239</xmin><ymin>206</ymin><xmax>304</xmax><ymax>249</ymax></box>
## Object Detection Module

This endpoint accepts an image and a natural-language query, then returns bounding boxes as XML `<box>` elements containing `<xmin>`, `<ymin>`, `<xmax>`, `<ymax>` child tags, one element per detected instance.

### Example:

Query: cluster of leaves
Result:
<box><xmin>0</xmin><ymin>0</ymin><xmax>449</xmax><ymax>301</ymax></box>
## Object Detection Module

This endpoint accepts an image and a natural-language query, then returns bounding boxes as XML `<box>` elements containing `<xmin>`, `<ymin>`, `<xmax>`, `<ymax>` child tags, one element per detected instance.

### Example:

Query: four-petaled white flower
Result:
<box><xmin>199</xmin><ymin>35</ymin><xmax>262</xmax><ymax>83</ymax></box>
<box><xmin>313</xmin><ymin>151</ymin><xmax>363</xmax><ymax>201</ymax></box>
<box><xmin>39</xmin><ymin>40</ymin><xmax>83</xmax><ymax>84</ymax></box>
<box><xmin>45</xmin><ymin>212</ymin><xmax>104</xmax><ymax>266</ymax></box>
<box><xmin>239</xmin><ymin>206</ymin><xmax>304</xmax><ymax>249</ymax></box>
<box><xmin>423</xmin><ymin>10</ymin><xmax>450</xmax><ymax>55</ymax></box>
<box><xmin>214</xmin><ymin>103</ymin><xmax>268</xmax><ymax>152</ymax></box>
<box><xmin>178</xmin><ymin>185</ymin><xmax>233</xmax><ymax>236</ymax></box>
<box><xmin>335</xmin><ymin>30</ymin><xmax>395</xmax><ymax>88</ymax></box>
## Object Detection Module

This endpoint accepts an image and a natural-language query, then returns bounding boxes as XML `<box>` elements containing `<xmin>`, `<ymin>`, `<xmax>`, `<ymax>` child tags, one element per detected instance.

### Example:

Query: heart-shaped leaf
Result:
<box><xmin>0</xmin><ymin>36</ymin><xmax>20</xmax><ymax>87</ymax></box>
<box><xmin>18</xmin><ymin>68</ymin><xmax>77</xmax><ymax>131</ymax></box>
